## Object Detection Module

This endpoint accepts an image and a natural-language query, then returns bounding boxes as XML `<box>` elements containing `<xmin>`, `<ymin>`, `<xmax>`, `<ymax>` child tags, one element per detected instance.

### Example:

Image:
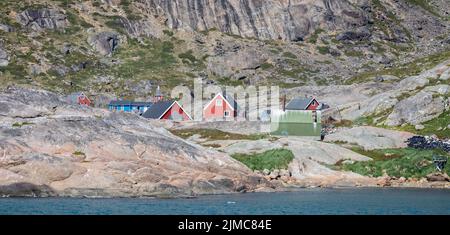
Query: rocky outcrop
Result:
<box><xmin>325</xmin><ymin>126</ymin><xmax>414</xmax><ymax>150</ymax></box>
<box><xmin>336</xmin><ymin>28</ymin><xmax>371</xmax><ymax>42</ymax></box>
<box><xmin>138</xmin><ymin>0</ymin><xmax>369</xmax><ymax>41</ymax></box>
<box><xmin>0</xmin><ymin>24</ymin><xmax>14</xmax><ymax>33</ymax></box>
<box><xmin>208</xmin><ymin>46</ymin><xmax>267</xmax><ymax>79</ymax></box>
<box><xmin>0</xmin><ymin>87</ymin><xmax>271</xmax><ymax>197</ymax></box>
<box><xmin>16</xmin><ymin>8</ymin><xmax>69</xmax><ymax>31</ymax></box>
<box><xmin>118</xmin><ymin>17</ymin><xmax>163</xmax><ymax>39</ymax></box>
<box><xmin>0</xmin><ymin>46</ymin><xmax>9</xmax><ymax>67</ymax></box>
<box><xmin>300</xmin><ymin>60</ymin><xmax>450</xmax><ymax>126</ymax></box>
<box><xmin>426</xmin><ymin>172</ymin><xmax>450</xmax><ymax>182</ymax></box>
<box><xmin>87</xmin><ymin>32</ymin><xmax>121</xmax><ymax>56</ymax></box>
<box><xmin>386</xmin><ymin>91</ymin><xmax>448</xmax><ymax>126</ymax></box>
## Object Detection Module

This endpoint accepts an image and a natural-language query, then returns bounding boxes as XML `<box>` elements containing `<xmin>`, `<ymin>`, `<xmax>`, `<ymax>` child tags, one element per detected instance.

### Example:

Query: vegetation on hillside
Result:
<box><xmin>170</xmin><ymin>128</ymin><xmax>270</xmax><ymax>141</ymax></box>
<box><xmin>231</xmin><ymin>149</ymin><xmax>295</xmax><ymax>171</ymax></box>
<box><xmin>397</xmin><ymin>110</ymin><xmax>450</xmax><ymax>139</ymax></box>
<box><xmin>346</xmin><ymin>49</ymin><xmax>450</xmax><ymax>84</ymax></box>
<box><xmin>332</xmin><ymin>147</ymin><xmax>450</xmax><ymax>178</ymax></box>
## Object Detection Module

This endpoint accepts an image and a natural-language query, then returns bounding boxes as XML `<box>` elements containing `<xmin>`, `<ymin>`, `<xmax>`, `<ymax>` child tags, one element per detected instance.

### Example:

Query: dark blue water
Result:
<box><xmin>0</xmin><ymin>188</ymin><xmax>449</xmax><ymax>215</ymax></box>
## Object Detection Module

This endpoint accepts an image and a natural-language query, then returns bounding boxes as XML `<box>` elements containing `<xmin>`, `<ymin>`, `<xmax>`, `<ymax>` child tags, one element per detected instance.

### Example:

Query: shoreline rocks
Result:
<box><xmin>0</xmin><ymin>87</ymin><xmax>272</xmax><ymax>197</ymax></box>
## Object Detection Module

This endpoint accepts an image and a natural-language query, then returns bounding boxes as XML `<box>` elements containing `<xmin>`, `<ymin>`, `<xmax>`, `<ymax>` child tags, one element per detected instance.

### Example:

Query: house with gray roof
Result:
<box><xmin>142</xmin><ymin>100</ymin><xmax>191</xmax><ymax>121</ymax></box>
<box><xmin>285</xmin><ymin>97</ymin><xmax>321</xmax><ymax>111</ymax></box>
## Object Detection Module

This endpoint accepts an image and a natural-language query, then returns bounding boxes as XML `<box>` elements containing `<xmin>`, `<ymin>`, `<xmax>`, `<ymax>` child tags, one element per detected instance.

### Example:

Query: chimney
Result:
<box><xmin>154</xmin><ymin>86</ymin><xmax>163</xmax><ymax>102</ymax></box>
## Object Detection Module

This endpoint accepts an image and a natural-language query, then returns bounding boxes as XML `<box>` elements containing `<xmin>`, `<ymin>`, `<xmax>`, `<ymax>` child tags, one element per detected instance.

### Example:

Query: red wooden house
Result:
<box><xmin>77</xmin><ymin>93</ymin><xmax>91</xmax><ymax>106</ymax></box>
<box><xmin>67</xmin><ymin>92</ymin><xmax>91</xmax><ymax>106</ymax></box>
<box><xmin>285</xmin><ymin>97</ymin><xmax>321</xmax><ymax>111</ymax></box>
<box><xmin>142</xmin><ymin>100</ymin><xmax>191</xmax><ymax>121</ymax></box>
<box><xmin>203</xmin><ymin>93</ymin><xmax>238</xmax><ymax>120</ymax></box>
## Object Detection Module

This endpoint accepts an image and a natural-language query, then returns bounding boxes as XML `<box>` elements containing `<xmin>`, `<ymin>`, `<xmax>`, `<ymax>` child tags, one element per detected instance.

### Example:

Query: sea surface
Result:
<box><xmin>0</xmin><ymin>188</ymin><xmax>449</xmax><ymax>215</ymax></box>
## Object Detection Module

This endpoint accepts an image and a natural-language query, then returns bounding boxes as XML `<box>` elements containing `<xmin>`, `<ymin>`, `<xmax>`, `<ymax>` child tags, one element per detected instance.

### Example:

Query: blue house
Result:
<box><xmin>108</xmin><ymin>100</ymin><xmax>153</xmax><ymax>113</ymax></box>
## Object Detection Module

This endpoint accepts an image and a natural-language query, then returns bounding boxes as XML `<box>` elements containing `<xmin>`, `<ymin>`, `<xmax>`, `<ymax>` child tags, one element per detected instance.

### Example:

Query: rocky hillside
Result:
<box><xmin>0</xmin><ymin>0</ymin><xmax>449</xmax><ymax>100</ymax></box>
<box><xmin>0</xmin><ymin>87</ymin><xmax>271</xmax><ymax>197</ymax></box>
<box><xmin>285</xmin><ymin>59</ymin><xmax>450</xmax><ymax>138</ymax></box>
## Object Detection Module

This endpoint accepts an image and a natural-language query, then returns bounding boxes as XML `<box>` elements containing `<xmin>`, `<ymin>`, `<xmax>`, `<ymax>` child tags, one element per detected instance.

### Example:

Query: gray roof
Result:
<box><xmin>109</xmin><ymin>100</ymin><xmax>153</xmax><ymax>106</ymax></box>
<box><xmin>222</xmin><ymin>92</ymin><xmax>240</xmax><ymax>110</ymax></box>
<box><xmin>285</xmin><ymin>97</ymin><xmax>316</xmax><ymax>110</ymax></box>
<box><xmin>142</xmin><ymin>100</ymin><xmax>174</xmax><ymax>119</ymax></box>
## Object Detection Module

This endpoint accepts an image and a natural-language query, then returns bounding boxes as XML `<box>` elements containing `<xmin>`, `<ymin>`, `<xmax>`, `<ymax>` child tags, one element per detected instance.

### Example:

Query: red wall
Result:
<box><xmin>203</xmin><ymin>95</ymin><xmax>235</xmax><ymax>119</ymax></box>
<box><xmin>161</xmin><ymin>102</ymin><xmax>191</xmax><ymax>121</ymax></box>
<box><xmin>78</xmin><ymin>96</ymin><xmax>91</xmax><ymax>106</ymax></box>
<box><xmin>307</xmin><ymin>99</ymin><xmax>320</xmax><ymax>110</ymax></box>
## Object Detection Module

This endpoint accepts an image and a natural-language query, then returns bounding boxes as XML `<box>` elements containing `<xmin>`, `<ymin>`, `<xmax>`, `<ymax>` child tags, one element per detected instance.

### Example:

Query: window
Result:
<box><xmin>224</xmin><ymin>111</ymin><xmax>230</xmax><ymax>117</ymax></box>
<box><xmin>216</xmin><ymin>99</ymin><xmax>223</xmax><ymax>106</ymax></box>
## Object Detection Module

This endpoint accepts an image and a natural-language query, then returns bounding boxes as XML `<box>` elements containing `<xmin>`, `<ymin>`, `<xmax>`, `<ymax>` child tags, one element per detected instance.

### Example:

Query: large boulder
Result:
<box><xmin>0</xmin><ymin>24</ymin><xmax>14</xmax><ymax>32</ymax></box>
<box><xmin>325</xmin><ymin>126</ymin><xmax>414</xmax><ymax>150</ymax></box>
<box><xmin>87</xmin><ymin>32</ymin><xmax>121</xmax><ymax>56</ymax></box>
<box><xmin>0</xmin><ymin>46</ymin><xmax>9</xmax><ymax>67</ymax></box>
<box><xmin>16</xmin><ymin>8</ymin><xmax>68</xmax><ymax>31</ymax></box>
<box><xmin>386</xmin><ymin>91</ymin><xmax>448</xmax><ymax>126</ymax></box>
<box><xmin>336</xmin><ymin>28</ymin><xmax>371</xmax><ymax>42</ymax></box>
<box><xmin>426</xmin><ymin>172</ymin><xmax>450</xmax><ymax>182</ymax></box>
<box><xmin>207</xmin><ymin>46</ymin><xmax>267</xmax><ymax>80</ymax></box>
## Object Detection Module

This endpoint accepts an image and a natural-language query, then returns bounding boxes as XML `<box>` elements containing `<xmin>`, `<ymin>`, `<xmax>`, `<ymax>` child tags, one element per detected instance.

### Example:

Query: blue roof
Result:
<box><xmin>109</xmin><ymin>100</ymin><xmax>153</xmax><ymax>106</ymax></box>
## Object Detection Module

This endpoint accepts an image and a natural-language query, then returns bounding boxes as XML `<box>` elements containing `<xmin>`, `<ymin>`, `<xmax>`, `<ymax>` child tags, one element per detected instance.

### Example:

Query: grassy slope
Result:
<box><xmin>396</xmin><ymin>110</ymin><xmax>450</xmax><ymax>139</ymax></box>
<box><xmin>231</xmin><ymin>149</ymin><xmax>295</xmax><ymax>171</ymax></box>
<box><xmin>332</xmin><ymin>147</ymin><xmax>450</xmax><ymax>178</ymax></box>
<box><xmin>170</xmin><ymin>128</ymin><xmax>269</xmax><ymax>141</ymax></box>
<box><xmin>345</xmin><ymin>49</ymin><xmax>450</xmax><ymax>84</ymax></box>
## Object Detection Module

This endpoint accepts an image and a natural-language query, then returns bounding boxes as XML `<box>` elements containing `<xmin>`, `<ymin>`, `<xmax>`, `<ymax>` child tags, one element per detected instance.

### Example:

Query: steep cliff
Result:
<box><xmin>139</xmin><ymin>0</ymin><xmax>369</xmax><ymax>41</ymax></box>
<box><xmin>0</xmin><ymin>0</ymin><xmax>448</xmax><ymax>99</ymax></box>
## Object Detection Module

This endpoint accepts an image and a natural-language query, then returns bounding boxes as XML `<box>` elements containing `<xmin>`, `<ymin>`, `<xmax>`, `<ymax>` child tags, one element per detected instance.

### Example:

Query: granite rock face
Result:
<box><xmin>87</xmin><ymin>32</ymin><xmax>121</xmax><ymax>56</ymax></box>
<box><xmin>325</xmin><ymin>126</ymin><xmax>415</xmax><ymax>150</ymax></box>
<box><xmin>140</xmin><ymin>0</ymin><xmax>369</xmax><ymax>41</ymax></box>
<box><xmin>0</xmin><ymin>46</ymin><xmax>9</xmax><ymax>67</ymax></box>
<box><xmin>386</xmin><ymin>91</ymin><xmax>448</xmax><ymax>126</ymax></box>
<box><xmin>16</xmin><ymin>8</ymin><xmax>69</xmax><ymax>31</ymax></box>
<box><xmin>0</xmin><ymin>87</ymin><xmax>271</xmax><ymax>197</ymax></box>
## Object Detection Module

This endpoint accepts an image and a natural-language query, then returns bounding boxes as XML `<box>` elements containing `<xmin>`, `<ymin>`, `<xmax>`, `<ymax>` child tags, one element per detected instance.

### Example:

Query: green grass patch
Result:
<box><xmin>335</xmin><ymin>147</ymin><xmax>450</xmax><ymax>178</ymax></box>
<box><xmin>73</xmin><ymin>151</ymin><xmax>86</xmax><ymax>156</ymax></box>
<box><xmin>231</xmin><ymin>149</ymin><xmax>295</xmax><ymax>171</ymax></box>
<box><xmin>316</xmin><ymin>46</ymin><xmax>330</xmax><ymax>55</ymax></box>
<box><xmin>282</xmin><ymin>51</ymin><xmax>297</xmax><ymax>59</ymax></box>
<box><xmin>308</xmin><ymin>28</ymin><xmax>325</xmax><ymax>44</ymax></box>
<box><xmin>12</xmin><ymin>122</ymin><xmax>34</xmax><ymax>128</ymax></box>
<box><xmin>397</xmin><ymin>110</ymin><xmax>450</xmax><ymax>139</ymax></box>
<box><xmin>170</xmin><ymin>128</ymin><xmax>269</xmax><ymax>141</ymax></box>
<box><xmin>260</xmin><ymin>62</ymin><xmax>274</xmax><ymax>70</ymax></box>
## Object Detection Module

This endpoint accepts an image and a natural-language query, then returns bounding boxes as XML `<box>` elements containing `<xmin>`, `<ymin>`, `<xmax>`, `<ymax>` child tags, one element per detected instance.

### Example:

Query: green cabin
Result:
<box><xmin>270</xmin><ymin>97</ymin><xmax>322</xmax><ymax>138</ymax></box>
